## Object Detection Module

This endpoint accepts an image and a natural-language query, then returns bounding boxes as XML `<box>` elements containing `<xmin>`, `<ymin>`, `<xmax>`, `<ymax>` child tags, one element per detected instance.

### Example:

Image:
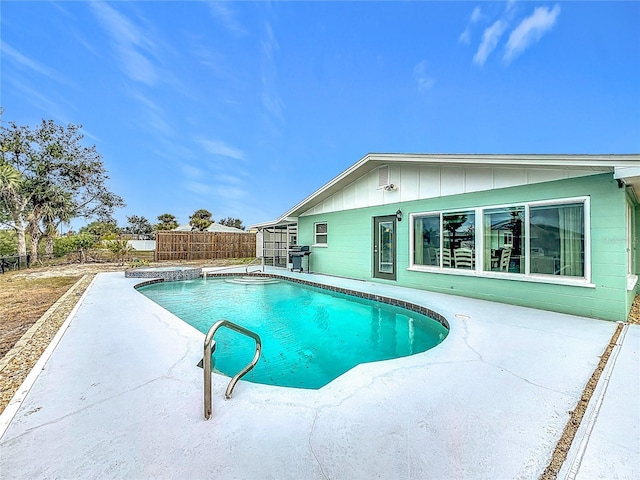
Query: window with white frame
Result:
<box><xmin>483</xmin><ymin>206</ymin><xmax>524</xmax><ymax>273</ymax></box>
<box><xmin>443</xmin><ymin>211</ymin><xmax>476</xmax><ymax>269</ymax></box>
<box><xmin>413</xmin><ymin>214</ymin><xmax>440</xmax><ymax>266</ymax></box>
<box><xmin>411</xmin><ymin>197</ymin><xmax>589</xmax><ymax>281</ymax></box>
<box><xmin>530</xmin><ymin>202</ymin><xmax>585</xmax><ymax>277</ymax></box>
<box><xmin>314</xmin><ymin>222</ymin><xmax>328</xmax><ymax>245</ymax></box>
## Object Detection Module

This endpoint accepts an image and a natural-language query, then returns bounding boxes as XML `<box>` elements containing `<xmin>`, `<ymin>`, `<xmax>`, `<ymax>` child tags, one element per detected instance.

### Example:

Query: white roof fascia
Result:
<box><xmin>271</xmin><ymin>153</ymin><xmax>640</xmax><ymax>223</ymax></box>
<box><xmin>276</xmin><ymin>153</ymin><xmax>372</xmax><ymax>221</ymax></box>
<box><xmin>248</xmin><ymin>218</ymin><xmax>298</xmax><ymax>230</ymax></box>
<box><xmin>614</xmin><ymin>166</ymin><xmax>640</xmax><ymax>201</ymax></box>
<box><xmin>367</xmin><ymin>153</ymin><xmax>640</xmax><ymax>168</ymax></box>
<box><xmin>614</xmin><ymin>166</ymin><xmax>640</xmax><ymax>179</ymax></box>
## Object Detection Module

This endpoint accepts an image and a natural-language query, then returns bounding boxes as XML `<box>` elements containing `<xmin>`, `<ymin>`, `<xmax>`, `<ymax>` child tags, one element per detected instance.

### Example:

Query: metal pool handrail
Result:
<box><xmin>245</xmin><ymin>256</ymin><xmax>264</xmax><ymax>274</ymax></box>
<box><xmin>203</xmin><ymin>319</ymin><xmax>262</xmax><ymax>420</ymax></box>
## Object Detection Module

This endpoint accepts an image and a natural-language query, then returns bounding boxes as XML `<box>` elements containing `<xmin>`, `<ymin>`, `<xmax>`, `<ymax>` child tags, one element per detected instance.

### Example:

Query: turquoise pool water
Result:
<box><xmin>137</xmin><ymin>277</ymin><xmax>449</xmax><ymax>389</ymax></box>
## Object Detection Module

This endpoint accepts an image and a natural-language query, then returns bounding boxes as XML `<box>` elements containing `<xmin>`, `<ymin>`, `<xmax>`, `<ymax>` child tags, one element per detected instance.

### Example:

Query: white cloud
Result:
<box><xmin>413</xmin><ymin>61</ymin><xmax>435</xmax><ymax>91</ymax></box>
<box><xmin>181</xmin><ymin>164</ymin><xmax>204</xmax><ymax>178</ymax></box>
<box><xmin>215</xmin><ymin>173</ymin><xmax>247</xmax><ymax>186</ymax></box>
<box><xmin>459</xmin><ymin>29</ymin><xmax>471</xmax><ymax>45</ymax></box>
<box><xmin>208</xmin><ymin>2</ymin><xmax>246</xmax><ymax>36</ymax></box>
<box><xmin>127</xmin><ymin>90</ymin><xmax>173</xmax><ymax>135</ymax></box>
<box><xmin>471</xmin><ymin>6</ymin><xmax>483</xmax><ymax>23</ymax></box>
<box><xmin>212</xmin><ymin>185</ymin><xmax>248</xmax><ymax>200</ymax></box>
<box><xmin>1</xmin><ymin>41</ymin><xmax>70</xmax><ymax>85</ymax></box>
<box><xmin>258</xmin><ymin>21</ymin><xmax>285</xmax><ymax>147</ymax></box>
<box><xmin>504</xmin><ymin>5</ymin><xmax>561</xmax><ymax>63</ymax></box>
<box><xmin>261</xmin><ymin>22</ymin><xmax>285</xmax><ymax>124</ymax></box>
<box><xmin>459</xmin><ymin>6</ymin><xmax>483</xmax><ymax>45</ymax></box>
<box><xmin>6</xmin><ymin>77</ymin><xmax>67</xmax><ymax>119</ymax></box>
<box><xmin>90</xmin><ymin>2</ymin><xmax>158</xmax><ymax>85</ymax></box>
<box><xmin>185</xmin><ymin>181</ymin><xmax>212</xmax><ymax>196</ymax></box>
<box><xmin>80</xmin><ymin>127</ymin><xmax>102</xmax><ymax>143</ymax></box>
<box><xmin>198</xmin><ymin>139</ymin><xmax>246</xmax><ymax>161</ymax></box>
<box><xmin>473</xmin><ymin>19</ymin><xmax>508</xmax><ymax>66</ymax></box>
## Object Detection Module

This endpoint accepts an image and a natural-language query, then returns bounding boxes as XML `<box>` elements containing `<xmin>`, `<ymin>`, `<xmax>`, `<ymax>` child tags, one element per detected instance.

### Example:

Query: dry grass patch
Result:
<box><xmin>0</xmin><ymin>273</ymin><xmax>80</xmax><ymax>358</ymax></box>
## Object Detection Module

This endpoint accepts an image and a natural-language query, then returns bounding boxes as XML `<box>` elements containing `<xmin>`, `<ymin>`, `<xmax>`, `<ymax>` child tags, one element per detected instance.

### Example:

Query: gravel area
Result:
<box><xmin>628</xmin><ymin>293</ymin><xmax>640</xmax><ymax>325</ymax></box>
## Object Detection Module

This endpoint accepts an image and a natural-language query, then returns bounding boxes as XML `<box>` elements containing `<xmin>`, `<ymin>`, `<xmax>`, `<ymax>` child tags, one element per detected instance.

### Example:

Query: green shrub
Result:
<box><xmin>54</xmin><ymin>233</ymin><xmax>99</xmax><ymax>262</ymax></box>
<box><xmin>0</xmin><ymin>230</ymin><xmax>17</xmax><ymax>256</ymax></box>
<box><xmin>104</xmin><ymin>239</ymin><xmax>133</xmax><ymax>264</ymax></box>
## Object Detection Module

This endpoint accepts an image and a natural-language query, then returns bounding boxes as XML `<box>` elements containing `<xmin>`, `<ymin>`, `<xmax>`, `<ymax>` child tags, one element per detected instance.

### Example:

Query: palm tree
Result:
<box><xmin>0</xmin><ymin>162</ymin><xmax>21</xmax><ymax>190</ymax></box>
<box><xmin>155</xmin><ymin>213</ymin><xmax>178</xmax><ymax>231</ymax></box>
<box><xmin>0</xmin><ymin>161</ymin><xmax>28</xmax><ymax>260</ymax></box>
<box><xmin>189</xmin><ymin>209</ymin><xmax>213</xmax><ymax>232</ymax></box>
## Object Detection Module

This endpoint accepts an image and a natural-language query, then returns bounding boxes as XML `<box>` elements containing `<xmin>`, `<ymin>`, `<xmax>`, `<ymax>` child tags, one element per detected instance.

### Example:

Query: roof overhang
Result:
<box><xmin>249</xmin><ymin>217</ymin><xmax>298</xmax><ymax>230</ymax></box>
<box><xmin>614</xmin><ymin>166</ymin><xmax>640</xmax><ymax>201</ymax></box>
<box><xmin>264</xmin><ymin>153</ymin><xmax>640</xmax><ymax>225</ymax></box>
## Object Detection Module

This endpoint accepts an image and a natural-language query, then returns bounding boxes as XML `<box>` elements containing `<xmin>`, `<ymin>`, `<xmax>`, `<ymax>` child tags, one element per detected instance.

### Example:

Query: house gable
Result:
<box><xmin>300</xmin><ymin>163</ymin><xmax>608</xmax><ymax>217</ymax></box>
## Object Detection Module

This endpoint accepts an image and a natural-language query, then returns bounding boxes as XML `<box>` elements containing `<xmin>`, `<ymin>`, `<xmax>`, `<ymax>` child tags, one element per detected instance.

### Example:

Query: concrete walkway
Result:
<box><xmin>0</xmin><ymin>269</ymin><xmax>638</xmax><ymax>479</ymax></box>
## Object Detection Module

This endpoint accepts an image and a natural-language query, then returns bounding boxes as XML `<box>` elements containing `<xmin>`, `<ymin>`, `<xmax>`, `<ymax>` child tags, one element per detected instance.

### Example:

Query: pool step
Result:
<box><xmin>224</xmin><ymin>276</ymin><xmax>280</xmax><ymax>285</ymax></box>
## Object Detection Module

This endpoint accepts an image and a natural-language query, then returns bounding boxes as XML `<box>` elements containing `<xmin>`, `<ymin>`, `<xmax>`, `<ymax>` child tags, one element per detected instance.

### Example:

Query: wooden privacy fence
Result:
<box><xmin>156</xmin><ymin>231</ymin><xmax>256</xmax><ymax>261</ymax></box>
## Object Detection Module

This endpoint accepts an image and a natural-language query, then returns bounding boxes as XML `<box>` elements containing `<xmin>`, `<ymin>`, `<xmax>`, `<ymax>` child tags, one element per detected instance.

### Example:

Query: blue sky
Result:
<box><xmin>2</xmin><ymin>1</ymin><xmax>639</xmax><ymax>229</ymax></box>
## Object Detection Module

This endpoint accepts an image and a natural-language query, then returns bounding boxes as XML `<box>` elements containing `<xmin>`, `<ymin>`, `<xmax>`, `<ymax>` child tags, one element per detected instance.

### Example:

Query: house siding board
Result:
<box><xmin>527</xmin><ymin>168</ymin><xmax>567</xmax><ymax>184</ymax></box>
<box><xmin>400</xmin><ymin>165</ymin><xmax>420</xmax><ymax>202</ymax></box>
<box><xmin>418</xmin><ymin>166</ymin><xmax>441</xmax><ymax>198</ymax></box>
<box><xmin>440</xmin><ymin>167</ymin><xmax>465</xmax><ymax>196</ymax></box>
<box><xmin>299</xmin><ymin>172</ymin><xmax>630</xmax><ymax>321</ymax></box>
<box><xmin>343</xmin><ymin>184</ymin><xmax>356</xmax><ymax>210</ymax></box>
<box><xmin>307</xmin><ymin>165</ymin><xmax>610</xmax><ymax>217</ymax></box>
<box><xmin>494</xmin><ymin>167</ymin><xmax>527</xmax><ymax>189</ymax></box>
<box><xmin>465</xmin><ymin>167</ymin><xmax>494</xmax><ymax>193</ymax></box>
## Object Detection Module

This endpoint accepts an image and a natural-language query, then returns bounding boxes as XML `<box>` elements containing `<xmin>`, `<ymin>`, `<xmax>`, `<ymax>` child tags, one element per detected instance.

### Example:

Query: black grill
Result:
<box><xmin>288</xmin><ymin>245</ymin><xmax>311</xmax><ymax>272</ymax></box>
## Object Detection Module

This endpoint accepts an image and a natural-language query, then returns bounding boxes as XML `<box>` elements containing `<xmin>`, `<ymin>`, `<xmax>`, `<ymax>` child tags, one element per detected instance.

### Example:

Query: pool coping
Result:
<box><xmin>0</xmin><ymin>268</ymin><xmax>637</xmax><ymax>479</ymax></box>
<box><xmin>140</xmin><ymin>271</ymin><xmax>450</xmax><ymax>330</ymax></box>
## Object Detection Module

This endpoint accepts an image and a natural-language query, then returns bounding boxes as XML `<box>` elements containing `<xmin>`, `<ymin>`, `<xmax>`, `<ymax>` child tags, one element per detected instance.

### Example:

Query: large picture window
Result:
<box><xmin>410</xmin><ymin>197</ymin><xmax>588</xmax><ymax>283</ymax></box>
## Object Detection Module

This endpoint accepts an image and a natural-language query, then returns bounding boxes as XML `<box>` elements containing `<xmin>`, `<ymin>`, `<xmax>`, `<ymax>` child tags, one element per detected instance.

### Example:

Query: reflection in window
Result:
<box><xmin>413</xmin><ymin>215</ymin><xmax>440</xmax><ymax>266</ymax></box>
<box><xmin>530</xmin><ymin>203</ymin><xmax>584</xmax><ymax>277</ymax></box>
<box><xmin>483</xmin><ymin>207</ymin><xmax>524</xmax><ymax>273</ymax></box>
<box><xmin>379</xmin><ymin>221</ymin><xmax>394</xmax><ymax>273</ymax></box>
<box><xmin>410</xmin><ymin>198</ymin><xmax>587</xmax><ymax>280</ymax></box>
<box><xmin>443</xmin><ymin>211</ymin><xmax>475</xmax><ymax>269</ymax></box>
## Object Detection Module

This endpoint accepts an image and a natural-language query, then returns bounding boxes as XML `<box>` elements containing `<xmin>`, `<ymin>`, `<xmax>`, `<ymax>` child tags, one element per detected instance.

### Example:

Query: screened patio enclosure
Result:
<box><xmin>255</xmin><ymin>221</ymin><xmax>297</xmax><ymax>268</ymax></box>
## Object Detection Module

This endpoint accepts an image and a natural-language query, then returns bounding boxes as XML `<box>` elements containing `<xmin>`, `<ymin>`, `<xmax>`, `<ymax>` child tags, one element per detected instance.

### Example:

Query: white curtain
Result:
<box><xmin>559</xmin><ymin>205</ymin><xmax>584</xmax><ymax>276</ymax></box>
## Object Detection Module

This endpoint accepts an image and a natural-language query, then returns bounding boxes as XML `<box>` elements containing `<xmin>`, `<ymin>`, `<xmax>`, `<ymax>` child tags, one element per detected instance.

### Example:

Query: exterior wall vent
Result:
<box><xmin>378</xmin><ymin>166</ymin><xmax>390</xmax><ymax>187</ymax></box>
<box><xmin>378</xmin><ymin>165</ymin><xmax>397</xmax><ymax>191</ymax></box>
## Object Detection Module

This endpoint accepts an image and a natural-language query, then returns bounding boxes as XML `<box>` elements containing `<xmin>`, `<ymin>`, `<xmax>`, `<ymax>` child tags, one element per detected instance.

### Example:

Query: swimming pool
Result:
<box><xmin>137</xmin><ymin>275</ymin><xmax>449</xmax><ymax>389</ymax></box>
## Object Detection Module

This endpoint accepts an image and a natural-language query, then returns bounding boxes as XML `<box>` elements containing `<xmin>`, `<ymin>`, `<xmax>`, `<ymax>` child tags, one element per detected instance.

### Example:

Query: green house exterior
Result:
<box><xmin>255</xmin><ymin>154</ymin><xmax>640</xmax><ymax>321</ymax></box>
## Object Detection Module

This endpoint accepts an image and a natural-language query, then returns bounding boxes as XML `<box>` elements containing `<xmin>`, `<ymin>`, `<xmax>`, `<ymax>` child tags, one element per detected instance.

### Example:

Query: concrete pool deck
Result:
<box><xmin>0</xmin><ymin>268</ymin><xmax>638</xmax><ymax>479</ymax></box>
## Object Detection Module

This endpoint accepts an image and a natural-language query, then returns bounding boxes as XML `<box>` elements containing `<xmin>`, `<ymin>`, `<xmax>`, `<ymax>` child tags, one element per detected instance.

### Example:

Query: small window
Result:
<box><xmin>314</xmin><ymin>222</ymin><xmax>328</xmax><ymax>245</ymax></box>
